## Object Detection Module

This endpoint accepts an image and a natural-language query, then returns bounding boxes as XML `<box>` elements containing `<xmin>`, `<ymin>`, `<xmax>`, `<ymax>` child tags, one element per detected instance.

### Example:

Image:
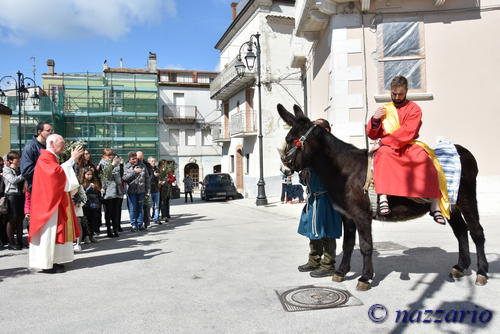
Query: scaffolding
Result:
<box><xmin>4</xmin><ymin>92</ymin><xmax>62</xmax><ymax>152</ymax></box>
<box><xmin>42</xmin><ymin>71</ymin><xmax>159</xmax><ymax>159</ymax></box>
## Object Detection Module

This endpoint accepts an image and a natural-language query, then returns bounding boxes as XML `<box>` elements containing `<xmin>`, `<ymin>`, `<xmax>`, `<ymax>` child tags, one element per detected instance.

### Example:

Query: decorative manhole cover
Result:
<box><xmin>276</xmin><ymin>285</ymin><xmax>362</xmax><ymax>312</ymax></box>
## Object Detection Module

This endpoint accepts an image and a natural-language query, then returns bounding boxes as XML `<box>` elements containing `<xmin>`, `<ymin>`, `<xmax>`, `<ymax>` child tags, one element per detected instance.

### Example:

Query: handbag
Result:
<box><xmin>0</xmin><ymin>196</ymin><xmax>8</xmax><ymax>215</ymax></box>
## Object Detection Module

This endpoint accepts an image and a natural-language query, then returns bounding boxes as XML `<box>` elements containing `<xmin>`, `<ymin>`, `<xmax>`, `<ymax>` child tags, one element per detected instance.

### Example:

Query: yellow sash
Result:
<box><xmin>381</xmin><ymin>103</ymin><xmax>450</xmax><ymax>219</ymax></box>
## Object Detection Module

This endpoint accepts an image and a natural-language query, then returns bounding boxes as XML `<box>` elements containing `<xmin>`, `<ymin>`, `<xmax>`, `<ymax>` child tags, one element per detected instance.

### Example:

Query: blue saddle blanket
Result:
<box><xmin>434</xmin><ymin>141</ymin><xmax>461</xmax><ymax>205</ymax></box>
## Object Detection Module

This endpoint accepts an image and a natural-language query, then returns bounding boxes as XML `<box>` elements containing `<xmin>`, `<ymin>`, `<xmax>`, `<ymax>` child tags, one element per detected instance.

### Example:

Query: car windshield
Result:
<box><xmin>206</xmin><ymin>174</ymin><xmax>231</xmax><ymax>185</ymax></box>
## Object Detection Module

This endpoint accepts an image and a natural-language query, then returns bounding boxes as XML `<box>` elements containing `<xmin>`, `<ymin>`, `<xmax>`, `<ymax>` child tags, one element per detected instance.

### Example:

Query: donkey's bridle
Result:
<box><xmin>285</xmin><ymin>124</ymin><xmax>317</xmax><ymax>161</ymax></box>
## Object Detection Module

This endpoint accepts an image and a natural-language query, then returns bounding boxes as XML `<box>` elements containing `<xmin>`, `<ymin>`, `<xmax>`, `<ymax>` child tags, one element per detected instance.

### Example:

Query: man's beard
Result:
<box><xmin>393</xmin><ymin>98</ymin><xmax>406</xmax><ymax>107</ymax></box>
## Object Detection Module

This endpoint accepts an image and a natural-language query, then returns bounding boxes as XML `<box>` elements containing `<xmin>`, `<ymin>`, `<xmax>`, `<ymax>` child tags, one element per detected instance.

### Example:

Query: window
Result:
<box><xmin>49</xmin><ymin>85</ymin><xmax>64</xmax><ymax>103</ymax></box>
<box><xmin>245</xmin><ymin>153</ymin><xmax>250</xmax><ymax>175</ymax></box>
<box><xmin>230</xmin><ymin>155</ymin><xmax>235</xmax><ymax>173</ymax></box>
<box><xmin>202</xmin><ymin>129</ymin><xmax>212</xmax><ymax>146</ymax></box>
<box><xmin>109</xmin><ymin>125</ymin><xmax>124</xmax><ymax>137</ymax></box>
<box><xmin>81</xmin><ymin>125</ymin><xmax>96</xmax><ymax>138</ymax></box>
<box><xmin>185</xmin><ymin>129</ymin><xmax>196</xmax><ymax>146</ymax></box>
<box><xmin>169</xmin><ymin>129</ymin><xmax>179</xmax><ymax>146</ymax></box>
<box><xmin>110</xmin><ymin>89</ymin><xmax>123</xmax><ymax>112</ymax></box>
<box><xmin>377</xmin><ymin>20</ymin><xmax>426</xmax><ymax>93</ymax></box>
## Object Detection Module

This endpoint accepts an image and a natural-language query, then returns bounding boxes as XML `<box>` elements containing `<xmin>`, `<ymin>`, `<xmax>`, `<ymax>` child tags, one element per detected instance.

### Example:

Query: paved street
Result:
<box><xmin>1</xmin><ymin>195</ymin><xmax>499</xmax><ymax>334</ymax></box>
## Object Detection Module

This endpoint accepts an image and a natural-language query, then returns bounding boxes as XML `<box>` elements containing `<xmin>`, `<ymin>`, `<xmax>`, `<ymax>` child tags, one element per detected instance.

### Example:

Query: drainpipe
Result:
<box><xmin>361</xmin><ymin>11</ymin><xmax>370</xmax><ymax>150</ymax></box>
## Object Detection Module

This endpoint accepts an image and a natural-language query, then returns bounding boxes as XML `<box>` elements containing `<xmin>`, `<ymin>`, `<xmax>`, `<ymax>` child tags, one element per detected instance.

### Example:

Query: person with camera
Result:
<box><xmin>98</xmin><ymin>149</ymin><xmax>123</xmax><ymax>237</ymax></box>
<box><xmin>3</xmin><ymin>151</ymin><xmax>25</xmax><ymax>250</ymax></box>
<box><xmin>123</xmin><ymin>151</ymin><xmax>150</xmax><ymax>232</ymax></box>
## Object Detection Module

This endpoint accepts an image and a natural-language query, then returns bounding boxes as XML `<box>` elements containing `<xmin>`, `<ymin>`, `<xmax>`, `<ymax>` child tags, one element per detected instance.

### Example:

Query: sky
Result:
<box><xmin>0</xmin><ymin>0</ymin><xmax>235</xmax><ymax>84</ymax></box>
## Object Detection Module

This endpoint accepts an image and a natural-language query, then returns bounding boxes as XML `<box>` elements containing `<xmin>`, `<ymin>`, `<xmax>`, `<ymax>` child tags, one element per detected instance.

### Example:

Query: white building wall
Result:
<box><xmin>159</xmin><ymin>86</ymin><xmax>218</xmax><ymax>121</ymax></box>
<box><xmin>217</xmin><ymin>2</ymin><xmax>305</xmax><ymax>198</ymax></box>
<box><xmin>159</xmin><ymin>85</ymin><xmax>221</xmax><ymax>191</ymax></box>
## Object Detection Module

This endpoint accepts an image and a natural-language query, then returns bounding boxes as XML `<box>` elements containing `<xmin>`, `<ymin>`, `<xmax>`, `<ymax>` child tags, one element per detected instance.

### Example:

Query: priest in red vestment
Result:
<box><xmin>366</xmin><ymin>76</ymin><xmax>444</xmax><ymax>224</ymax></box>
<box><xmin>28</xmin><ymin>134</ymin><xmax>84</xmax><ymax>273</ymax></box>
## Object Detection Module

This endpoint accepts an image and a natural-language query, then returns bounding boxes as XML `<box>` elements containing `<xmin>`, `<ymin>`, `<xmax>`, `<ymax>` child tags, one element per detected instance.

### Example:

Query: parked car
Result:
<box><xmin>200</xmin><ymin>173</ymin><xmax>238</xmax><ymax>201</ymax></box>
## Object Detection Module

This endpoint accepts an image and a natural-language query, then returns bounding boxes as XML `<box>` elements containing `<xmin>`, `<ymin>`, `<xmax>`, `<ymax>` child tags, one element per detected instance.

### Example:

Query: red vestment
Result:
<box><xmin>366</xmin><ymin>101</ymin><xmax>441</xmax><ymax>198</ymax></box>
<box><xmin>28</xmin><ymin>149</ymin><xmax>80</xmax><ymax>243</ymax></box>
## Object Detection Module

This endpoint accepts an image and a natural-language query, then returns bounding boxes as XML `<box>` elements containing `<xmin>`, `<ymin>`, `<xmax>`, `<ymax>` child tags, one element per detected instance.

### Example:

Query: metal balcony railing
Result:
<box><xmin>162</xmin><ymin>104</ymin><xmax>198</xmax><ymax>122</ymax></box>
<box><xmin>230</xmin><ymin>110</ymin><xmax>256</xmax><ymax>137</ymax></box>
<box><xmin>211</xmin><ymin>122</ymin><xmax>231</xmax><ymax>142</ymax></box>
<box><xmin>210</xmin><ymin>56</ymin><xmax>256</xmax><ymax>100</ymax></box>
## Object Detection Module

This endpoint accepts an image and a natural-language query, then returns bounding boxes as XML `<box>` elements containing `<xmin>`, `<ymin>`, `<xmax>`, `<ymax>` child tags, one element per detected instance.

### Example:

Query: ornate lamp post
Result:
<box><xmin>235</xmin><ymin>33</ymin><xmax>267</xmax><ymax>206</ymax></box>
<box><xmin>0</xmin><ymin>71</ymin><xmax>40</xmax><ymax>150</ymax></box>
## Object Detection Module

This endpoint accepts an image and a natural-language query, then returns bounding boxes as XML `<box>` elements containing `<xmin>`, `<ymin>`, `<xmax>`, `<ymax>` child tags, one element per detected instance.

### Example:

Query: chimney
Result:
<box><xmin>148</xmin><ymin>52</ymin><xmax>157</xmax><ymax>71</ymax></box>
<box><xmin>103</xmin><ymin>59</ymin><xmax>109</xmax><ymax>71</ymax></box>
<box><xmin>231</xmin><ymin>2</ymin><xmax>238</xmax><ymax>21</ymax></box>
<box><xmin>47</xmin><ymin>59</ymin><xmax>55</xmax><ymax>75</ymax></box>
<box><xmin>120</xmin><ymin>57</ymin><xmax>123</xmax><ymax>68</ymax></box>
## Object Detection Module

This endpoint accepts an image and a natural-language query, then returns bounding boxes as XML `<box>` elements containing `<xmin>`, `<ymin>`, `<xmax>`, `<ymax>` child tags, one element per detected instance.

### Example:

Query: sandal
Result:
<box><xmin>430</xmin><ymin>210</ymin><xmax>446</xmax><ymax>225</ymax></box>
<box><xmin>378</xmin><ymin>200</ymin><xmax>391</xmax><ymax>216</ymax></box>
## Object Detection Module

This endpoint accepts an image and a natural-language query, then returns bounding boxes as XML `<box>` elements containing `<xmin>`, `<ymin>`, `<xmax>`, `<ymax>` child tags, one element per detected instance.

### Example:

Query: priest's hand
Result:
<box><xmin>71</xmin><ymin>146</ymin><xmax>84</xmax><ymax>161</ymax></box>
<box><xmin>373</xmin><ymin>107</ymin><xmax>386</xmax><ymax>120</ymax></box>
<box><xmin>369</xmin><ymin>140</ymin><xmax>382</xmax><ymax>153</ymax></box>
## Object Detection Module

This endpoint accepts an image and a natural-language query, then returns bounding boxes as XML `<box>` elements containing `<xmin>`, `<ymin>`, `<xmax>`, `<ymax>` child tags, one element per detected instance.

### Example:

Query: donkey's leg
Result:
<box><xmin>356</xmin><ymin>220</ymin><xmax>374</xmax><ymax>291</ymax></box>
<box><xmin>448</xmin><ymin>208</ymin><xmax>471</xmax><ymax>277</ymax></box>
<box><xmin>460</xmin><ymin>198</ymin><xmax>488</xmax><ymax>285</ymax></box>
<box><xmin>333</xmin><ymin>217</ymin><xmax>356</xmax><ymax>282</ymax></box>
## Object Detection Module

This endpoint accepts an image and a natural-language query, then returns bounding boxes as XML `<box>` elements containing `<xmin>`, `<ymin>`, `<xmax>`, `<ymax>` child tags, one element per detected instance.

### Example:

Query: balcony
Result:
<box><xmin>210</xmin><ymin>56</ymin><xmax>256</xmax><ymax>100</ymax></box>
<box><xmin>162</xmin><ymin>104</ymin><xmax>199</xmax><ymax>123</ymax></box>
<box><xmin>230</xmin><ymin>110</ymin><xmax>256</xmax><ymax>137</ymax></box>
<box><xmin>211</xmin><ymin>122</ymin><xmax>231</xmax><ymax>143</ymax></box>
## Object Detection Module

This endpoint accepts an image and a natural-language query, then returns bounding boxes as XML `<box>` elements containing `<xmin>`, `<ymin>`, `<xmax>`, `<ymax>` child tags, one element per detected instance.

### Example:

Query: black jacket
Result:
<box><xmin>20</xmin><ymin>136</ymin><xmax>46</xmax><ymax>190</ymax></box>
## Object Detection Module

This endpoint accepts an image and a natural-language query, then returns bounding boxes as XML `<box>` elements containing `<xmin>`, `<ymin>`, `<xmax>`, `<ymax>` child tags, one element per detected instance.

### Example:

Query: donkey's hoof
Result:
<box><xmin>356</xmin><ymin>280</ymin><xmax>371</xmax><ymax>291</ymax></box>
<box><xmin>332</xmin><ymin>274</ymin><xmax>345</xmax><ymax>282</ymax></box>
<box><xmin>475</xmin><ymin>274</ymin><xmax>488</xmax><ymax>286</ymax></box>
<box><xmin>449</xmin><ymin>268</ymin><xmax>464</xmax><ymax>278</ymax></box>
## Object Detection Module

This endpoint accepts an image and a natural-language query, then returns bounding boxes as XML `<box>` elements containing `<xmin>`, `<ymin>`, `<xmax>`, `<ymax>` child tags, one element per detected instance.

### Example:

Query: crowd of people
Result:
<box><xmin>0</xmin><ymin>122</ymin><xmax>177</xmax><ymax>256</ymax></box>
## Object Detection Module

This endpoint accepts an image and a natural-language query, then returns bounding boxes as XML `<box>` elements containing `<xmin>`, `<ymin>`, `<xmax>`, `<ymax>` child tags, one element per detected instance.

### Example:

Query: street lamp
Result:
<box><xmin>0</xmin><ymin>71</ymin><xmax>40</xmax><ymax>150</ymax></box>
<box><xmin>235</xmin><ymin>33</ymin><xmax>267</xmax><ymax>206</ymax></box>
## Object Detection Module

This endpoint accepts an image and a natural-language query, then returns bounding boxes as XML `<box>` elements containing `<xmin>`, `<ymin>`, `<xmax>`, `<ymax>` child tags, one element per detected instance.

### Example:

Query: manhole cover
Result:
<box><xmin>276</xmin><ymin>285</ymin><xmax>362</xmax><ymax>312</ymax></box>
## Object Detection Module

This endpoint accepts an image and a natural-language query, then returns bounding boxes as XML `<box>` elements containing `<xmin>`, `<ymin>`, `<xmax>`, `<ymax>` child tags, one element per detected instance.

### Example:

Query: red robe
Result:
<box><xmin>28</xmin><ymin>149</ymin><xmax>80</xmax><ymax>243</ymax></box>
<box><xmin>366</xmin><ymin>101</ymin><xmax>441</xmax><ymax>198</ymax></box>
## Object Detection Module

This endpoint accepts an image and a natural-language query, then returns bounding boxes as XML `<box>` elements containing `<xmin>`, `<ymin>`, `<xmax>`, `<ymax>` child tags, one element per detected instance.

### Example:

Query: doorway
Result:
<box><xmin>235</xmin><ymin>147</ymin><xmax>243</xmax><ymax>190</ymax></box>
<box><xmin>184</xmin><ymin>163</ymin><xmax>199</xmax><ymax>187</ymax></box>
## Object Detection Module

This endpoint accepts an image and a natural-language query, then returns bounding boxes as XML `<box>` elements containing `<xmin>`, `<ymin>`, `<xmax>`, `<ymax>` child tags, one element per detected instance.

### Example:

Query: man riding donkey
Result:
<box><xmin>367</xmin><ymin>76</ymin><xmax>449</xmax><ymax>224</ymax></box>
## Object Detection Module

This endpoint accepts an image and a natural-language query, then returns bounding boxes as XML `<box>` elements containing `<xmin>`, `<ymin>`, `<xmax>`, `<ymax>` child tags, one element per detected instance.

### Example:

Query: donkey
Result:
<box><xmin>277</xmin><ymin>104</ymin><xmax>488</xmax><ymax>290</ymax></box>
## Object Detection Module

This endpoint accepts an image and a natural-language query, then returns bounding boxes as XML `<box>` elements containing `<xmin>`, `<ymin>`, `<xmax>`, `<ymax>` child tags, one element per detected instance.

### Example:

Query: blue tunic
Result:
<box><xmin>298</xmin><ymin>170</ymin><xmax>342</xmax><ymax>239</ymax></box>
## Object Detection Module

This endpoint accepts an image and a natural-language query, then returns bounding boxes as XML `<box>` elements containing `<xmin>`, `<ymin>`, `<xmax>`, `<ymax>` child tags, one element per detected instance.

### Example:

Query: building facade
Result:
<box><xmin>42</xmin><ymin>55</ymin><xmax>159</xmax><ymax>159</ymax></box>
<box><xmin>0</xmin><ymin>86</ymin><xmax>59</xmax><ymax>152</ymax></box>
<box><xmin>292</xmin><ymin>0</ymin><xmax>500</xmax><ymax>209</ymax></box>
<box><xmin>211</xmin><ymin>0</ymin><xmax>305</xmax><ymax>198</ymax></box>
<box><xmin>0</xmin><ymin>104</ymin><xmax>12</xmax><ymax>155</ymax></box>
<box><xmin>158</xmin><ymin>69</ymin><xmax>221</xmax><ymax>188</ymax></box>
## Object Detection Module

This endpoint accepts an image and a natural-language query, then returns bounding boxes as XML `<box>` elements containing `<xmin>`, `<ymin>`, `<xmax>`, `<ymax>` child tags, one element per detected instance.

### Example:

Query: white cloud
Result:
<box><xmin>0</xmin><ymin>0</ymin><xmax>176</xmax><ymax>44</ymax></box>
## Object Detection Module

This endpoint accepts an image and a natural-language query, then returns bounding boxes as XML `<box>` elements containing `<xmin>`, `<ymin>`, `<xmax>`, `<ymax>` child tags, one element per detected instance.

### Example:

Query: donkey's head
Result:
<box><xmin>277</xmin><ymin>103</ymin><xmax>319</xmax><ymax>172</ymax></box>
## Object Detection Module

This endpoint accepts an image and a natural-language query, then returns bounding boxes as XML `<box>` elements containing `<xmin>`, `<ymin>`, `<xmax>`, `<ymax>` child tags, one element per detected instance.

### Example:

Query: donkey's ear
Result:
<box><xmin>293</xmin><ymin>104</ymin><xmax>305</xmax><ymax>119</ymax></box>
<box><xmin>277</xmin><ymin>104</ymin><xmax>295</xmax><ymax>126</ymax></box>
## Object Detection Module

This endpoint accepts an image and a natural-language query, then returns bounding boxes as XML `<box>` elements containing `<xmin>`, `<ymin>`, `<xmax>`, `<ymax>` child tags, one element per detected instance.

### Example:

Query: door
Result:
<box><xmin>173</xmin><ymin>93</ymin><xmax>185</xmax><ymax>118</ymax></box>
<box><xmin>184</xmin><ymin>163</ymin><xmax>199</xmax><ymax>187</ymax></box>
<box><xmin>236</xmin><ymin>148</ymin><xmax>243</xmax><ymax>190</ymax></box>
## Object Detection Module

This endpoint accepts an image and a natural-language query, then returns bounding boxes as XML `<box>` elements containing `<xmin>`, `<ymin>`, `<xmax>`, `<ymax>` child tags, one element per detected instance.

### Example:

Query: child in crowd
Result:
<box><xmin>80</xmin><ymin>167</ymin><xmax>101</xmax><ymax>243</ymax></box>
<box><xmin>72</xmin><ymin>183</ymin><xmax>87</xmax><ymax>251</ymax></box>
